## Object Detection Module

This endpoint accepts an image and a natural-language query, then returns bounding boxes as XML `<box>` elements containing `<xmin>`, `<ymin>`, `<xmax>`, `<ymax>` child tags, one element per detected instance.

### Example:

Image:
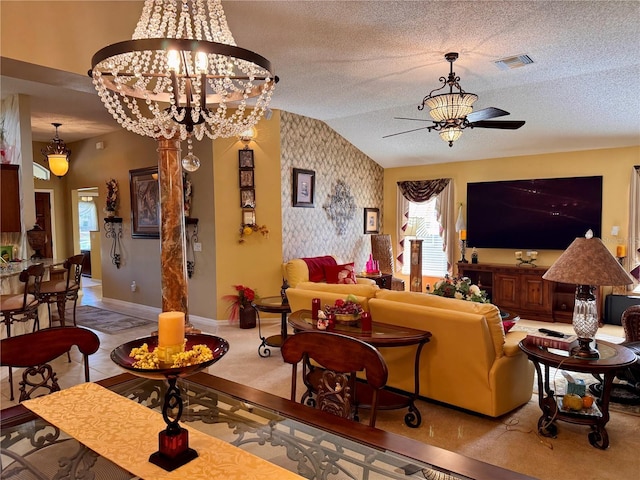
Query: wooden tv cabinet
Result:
<box><xmin>457</xmin><ymin>262</ymin><xmax>600</xmax><ymax>323</ymax></box>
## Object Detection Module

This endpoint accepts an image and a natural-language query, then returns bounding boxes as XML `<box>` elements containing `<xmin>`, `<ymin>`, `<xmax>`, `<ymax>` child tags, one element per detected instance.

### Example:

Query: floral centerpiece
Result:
<box><xmin>105</xmin><ymin>178</ymin><xmax>118</xmax><ymax>215</ymax></box>
<box><xmin>432</xmin><ymin>275</ymin><xmax>488</xmax><ymax>303</ymax></box>
<box><xmin>222</xmin><ymin>284</ymin><xmax>258</xmax><ymax>323</ymax></box>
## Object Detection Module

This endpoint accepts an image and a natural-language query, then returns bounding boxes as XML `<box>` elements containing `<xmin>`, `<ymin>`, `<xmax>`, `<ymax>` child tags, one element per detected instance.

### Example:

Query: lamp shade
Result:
<box><xmin>47</xmin><ymin>154</ymin><xmax>69</xmax><ymax>177</ymax></box>
<box><xmin>542</xmin><ymin>231</ymin><xmax>634</xmax><ymax>286</ymax></box>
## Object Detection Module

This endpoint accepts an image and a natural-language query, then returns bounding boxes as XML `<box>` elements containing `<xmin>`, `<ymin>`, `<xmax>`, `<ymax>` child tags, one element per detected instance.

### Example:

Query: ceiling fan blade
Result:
<box><xmin>466</xmin><ymin>107</ymin><xmax>510</xmax><ymax>123</ymax></box>
<box><xmin>393</xmin><ymin>117</ymin><xmax>431</xmax><ymax>122</ymax></box>
<box><xmin>383</xmin><ymin>125</ymin><xmax>432</xmax><ymax>138</ymax></box>
<box><xmin>470</xmin><ymin>120</ymin><xmax>525</xmax><ymax>130</ymax></box>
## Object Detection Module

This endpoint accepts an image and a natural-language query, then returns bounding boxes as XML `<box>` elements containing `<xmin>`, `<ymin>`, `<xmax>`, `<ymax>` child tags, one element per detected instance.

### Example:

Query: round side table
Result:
<box><xmin>519</xmin><ymin>337</ymin><xmax>636</xmax><ymax>449</ymax></box>
<box><xmin>253</xmin><ymin>296</ymin><xmax>291</xmax><ymax>357</ymax></box>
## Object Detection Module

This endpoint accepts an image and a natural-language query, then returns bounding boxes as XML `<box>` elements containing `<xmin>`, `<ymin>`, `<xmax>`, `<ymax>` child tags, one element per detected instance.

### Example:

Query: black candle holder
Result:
<box><xmin>111</xmin><ymin>334</ymin><xmax>229</xmax><ymax>471</ymax></box>
<box><xmin>459</xmin><ymin>240</ymin><xmax>468</xmax><ymax>263</ymax></box>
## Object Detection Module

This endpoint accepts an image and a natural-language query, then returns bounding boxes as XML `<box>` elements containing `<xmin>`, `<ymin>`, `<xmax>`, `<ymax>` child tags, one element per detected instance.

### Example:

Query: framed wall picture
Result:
<box><xmin>239</xmin><ymin>169</ymin><xmax>254</xmax><ymax>188</ymax></box>
<box><xmin>292</xmin><ymin>168</ymin><xmax>315</xmax><ymax>207</ymax></box>
<box><xmin>364</xmin><ymin>208</ymin><xmax>380</xmax><ymax>234</ymax></box>
<box><xmin>242</xmin><ymin>208</ymin><xmax>256</xmax><ymax>225</ymax></box>
<box><xmin>239</xmin><ymin>149</ymin><xmax>254</xmax><ymax>168</ymax></box>
<box><xmin>130</xmin><ymin>166</ymin><xmax>160</xmax><ymax>238</ymax></box>
<box><xmin>240</xmin><ymin>188</ymin><xmax>256</xmax><ymax>208</ymax></box>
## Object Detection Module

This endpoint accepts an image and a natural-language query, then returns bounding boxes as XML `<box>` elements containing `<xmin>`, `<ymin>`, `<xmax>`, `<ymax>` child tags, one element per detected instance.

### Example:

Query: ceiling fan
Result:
<box><xmin>384</xmin><ymin>52</ymin><xmax>525</xmax><ymax>147</ymax></box>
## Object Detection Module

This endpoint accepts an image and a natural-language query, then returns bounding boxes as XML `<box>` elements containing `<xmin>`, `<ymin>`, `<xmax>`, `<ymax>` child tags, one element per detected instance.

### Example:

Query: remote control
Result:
<box><xmin>538</xmin><ymin>328</ymin><xmax>565</xmax><ymax>338</ymax></box>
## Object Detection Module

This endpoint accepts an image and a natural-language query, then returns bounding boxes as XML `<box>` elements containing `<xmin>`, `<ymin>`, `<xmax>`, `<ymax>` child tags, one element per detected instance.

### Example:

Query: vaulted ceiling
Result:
<box><xmin>1</xmin><ymin>1</ymin><xmax>639</xmax><ymax>168</ymax></box>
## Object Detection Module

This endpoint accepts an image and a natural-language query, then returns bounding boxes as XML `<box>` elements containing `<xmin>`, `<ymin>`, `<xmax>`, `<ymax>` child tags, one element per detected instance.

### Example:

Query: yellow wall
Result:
<box><xmin>384</xmin><ymin>146</ymin><xmax>639</xmax><ymax>274</ymax></box>
<box><xmin>214</xmin><ymin>111</ymin><xmax>284</xmax><ymax>319</ymax></box>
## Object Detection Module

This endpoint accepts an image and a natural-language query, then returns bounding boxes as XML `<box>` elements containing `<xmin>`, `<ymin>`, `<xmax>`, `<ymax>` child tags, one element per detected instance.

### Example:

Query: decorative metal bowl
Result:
<box><xmin>110</xmin><ymin>333</ymin><xmax>229</xmax><ymax>380</ymax></box>
<box><xmin>334</xmin><ymin>313</ymin><xmax>361</xmax><ymax>326</ymax></box>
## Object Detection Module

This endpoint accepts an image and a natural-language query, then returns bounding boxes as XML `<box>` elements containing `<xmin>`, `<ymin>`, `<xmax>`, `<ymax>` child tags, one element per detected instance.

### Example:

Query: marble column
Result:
<box><xmin>156</xmin><ymin>138</ymin><xmax>194</xmax><ymax>328</ymax></box>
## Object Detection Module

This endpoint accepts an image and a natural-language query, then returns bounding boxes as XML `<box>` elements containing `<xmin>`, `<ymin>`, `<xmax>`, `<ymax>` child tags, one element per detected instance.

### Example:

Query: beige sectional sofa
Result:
<box><xmin>286</xmin><ymin>283</ymin><xmax>534</xmax><ymax>417</ymax></box>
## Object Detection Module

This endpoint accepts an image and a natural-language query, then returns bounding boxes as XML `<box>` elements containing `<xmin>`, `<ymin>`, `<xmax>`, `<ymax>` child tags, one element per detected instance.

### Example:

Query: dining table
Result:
<box><xmin>0</xmin><ymin>372</ymin><xmax>536</xmax><ymax>480</ymax></box>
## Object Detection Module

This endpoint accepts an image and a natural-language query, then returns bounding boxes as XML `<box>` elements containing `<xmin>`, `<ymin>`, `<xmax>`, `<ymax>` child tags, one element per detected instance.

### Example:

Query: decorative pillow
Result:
<box><xmin>324</xmin><ymin>263</ymin><xmax>357</xmax><ymax>284</ymax></box>
<box><xmin>502</xmin><ymin>320</ymin><xmax>516</xmax><ymax>333</ymax></box>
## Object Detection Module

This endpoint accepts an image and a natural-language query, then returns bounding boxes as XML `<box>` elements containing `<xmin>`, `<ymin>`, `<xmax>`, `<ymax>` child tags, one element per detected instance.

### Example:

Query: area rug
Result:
<box><xmin>68</xmin><ymin>305</ymin><xmax>154</xmax><ymax>334</ymax></box>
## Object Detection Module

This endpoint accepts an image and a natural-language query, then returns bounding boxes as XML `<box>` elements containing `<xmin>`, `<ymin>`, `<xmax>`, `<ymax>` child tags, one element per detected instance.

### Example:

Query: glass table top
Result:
<box><xmin>1</xmin><ymin>373</ymin><xmax>534</xmax><ymax>480</ymax></box>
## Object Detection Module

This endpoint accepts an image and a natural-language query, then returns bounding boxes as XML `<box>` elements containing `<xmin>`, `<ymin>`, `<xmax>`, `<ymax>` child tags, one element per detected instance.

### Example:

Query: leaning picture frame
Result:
<box><xmin>364</xmin><ymin>208</ymin><xmax>380</xmax><ymax>234</ymax></box>
<box><xmin>130</xmin><ymin>166</ymin><xmax>160</xmax><ymax>238</ymax></box>
<box><xmin>292</xmin><ymin>168</ymin><xmax>315</xmax><ymax>207</ymax></box>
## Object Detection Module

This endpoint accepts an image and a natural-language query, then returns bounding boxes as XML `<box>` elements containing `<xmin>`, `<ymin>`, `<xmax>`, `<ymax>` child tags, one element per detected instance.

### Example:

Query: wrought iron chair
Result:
<box><xmin>1</xmin><ymin>263</ymin><xmax>45</xmax><ymax>337</ymax></box>
<box><xmin>281</xmin><ymin>331</ymin><xmax>388</xmax><ymax>427</ymax></box>
<box><xmin>36</xmin><ymin>254</ymin><xmax>85</xmax><ymax>328</ymax></box>
<box><xmin>0</xmin><ymin>326</ymin><xmax>100</xmax><ymax>402</ymax></box>
<box><xmin>1</xmin><ymin>263</ymin><xmax>45</xmax><ymax>401</ymax></box>
<box><xmin>371</xmin><ymin>234</ymin><xmax>405</xmax><ymax>290</ymax></box>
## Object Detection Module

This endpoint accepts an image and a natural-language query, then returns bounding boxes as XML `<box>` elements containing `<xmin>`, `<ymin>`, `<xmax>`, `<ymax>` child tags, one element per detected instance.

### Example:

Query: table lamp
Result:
<box><xmin>542</xmin><ymin>230</ymin><xmax>634</xmax><ymax>358</ymax></box>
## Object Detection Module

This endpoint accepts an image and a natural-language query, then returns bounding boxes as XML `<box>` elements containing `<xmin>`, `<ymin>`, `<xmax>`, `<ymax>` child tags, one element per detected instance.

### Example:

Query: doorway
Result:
<box><xmin>34</xmin><ymin>190</ymin><xmax>54</xmax><ymax>259</ymax></box>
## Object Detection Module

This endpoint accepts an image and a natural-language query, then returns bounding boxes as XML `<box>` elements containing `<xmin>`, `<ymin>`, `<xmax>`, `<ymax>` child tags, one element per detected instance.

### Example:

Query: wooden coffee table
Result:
<box><xmin>519</xmin><ymin>337</ymin><xmax>636</xmax><ymax>449</ymax></box>
<box><xmin>288</xmin><ymin>309</ymin><xmax>431</xmax><ymax>427</ymax></box>
<box><xmin>253</xmin><ymin>296</ymin><xmax>291</xmax><ymax>358</ymax></box>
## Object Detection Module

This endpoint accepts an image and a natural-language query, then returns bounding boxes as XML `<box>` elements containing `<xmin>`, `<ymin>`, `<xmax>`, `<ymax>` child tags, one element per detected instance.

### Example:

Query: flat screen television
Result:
<box><xmin>466</xmin><ymin>176</ymin><xmax>603</xmax><ymax>250</ymax></box>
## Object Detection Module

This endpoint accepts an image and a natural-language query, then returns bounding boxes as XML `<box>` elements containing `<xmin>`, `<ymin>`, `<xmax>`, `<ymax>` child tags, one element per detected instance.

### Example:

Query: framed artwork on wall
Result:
<box><xmin>130</xmin><ymin>166</ymin><xmax>160</xmax><ymax>238</ymax></box>
<box><xmin>242</xmin><ymin>208</ymin><xmax>256</xmax><ymax>225</ymax></box>
<box><xmin>364</xmin><ymin>208</ymin><xmax>380</xmax><ymax>234</ymax></box>
<box><xmin>239</xmin><ymin>149</ymin><xmax>254</xmax><ymax>168</ymax></box>
<box><xmin>240</xmin><ymin>188</ymin><xmax>256</xmax><ymax>208</ymax></box>
<box><xmin>239</xmin><ymin>169</ymin><xmax>254</xmax><ymax>188</ymax></box>
<box><xmin>292</xmin><ymin>168</ymin><xmax>315</xmax><ymax>207</ymax></box>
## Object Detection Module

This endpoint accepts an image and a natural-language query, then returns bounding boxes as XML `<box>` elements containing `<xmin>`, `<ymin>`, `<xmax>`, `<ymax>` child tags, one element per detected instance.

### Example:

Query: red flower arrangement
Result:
<box><xmin>222</xmin><ymin>284</ymin><xmax>257</xmax><ymax>322</ymax></box>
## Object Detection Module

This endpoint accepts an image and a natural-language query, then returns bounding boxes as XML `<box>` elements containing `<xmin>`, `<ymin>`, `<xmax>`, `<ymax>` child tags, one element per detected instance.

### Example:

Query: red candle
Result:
<box><xmin>361</xmin><ymin>312</ymin><xmax>372</xmax><ymax>333</ymax></box>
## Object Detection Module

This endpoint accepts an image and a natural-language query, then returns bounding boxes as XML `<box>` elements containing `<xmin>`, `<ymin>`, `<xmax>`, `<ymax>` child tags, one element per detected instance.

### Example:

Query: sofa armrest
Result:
<box><xmin>503</xmin><ymin>330</ymin><xmax>528</xmax><ymax>357</ymax></box>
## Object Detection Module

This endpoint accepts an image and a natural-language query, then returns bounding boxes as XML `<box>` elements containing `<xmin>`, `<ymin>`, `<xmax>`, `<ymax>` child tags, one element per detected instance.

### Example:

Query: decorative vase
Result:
<box><xmin>106</xmin><ymin>210</ymin><xmax>116</xmax><ymax>218</ymax></box>
<box><xmin>239</xmin><ymin>304</ymin><xmax>256</xmax><ymax>329</ymax></box>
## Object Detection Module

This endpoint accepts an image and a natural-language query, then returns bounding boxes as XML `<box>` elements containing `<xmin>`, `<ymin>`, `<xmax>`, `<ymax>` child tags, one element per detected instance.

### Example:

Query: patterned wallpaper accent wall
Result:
<box><xmin>281</xmin><ymin>111</ymin><xmax>384</xmax><ymax>270</ymax></box>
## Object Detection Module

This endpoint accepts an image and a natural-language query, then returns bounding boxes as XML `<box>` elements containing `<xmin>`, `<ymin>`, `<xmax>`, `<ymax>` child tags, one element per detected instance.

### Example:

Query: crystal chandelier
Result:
<box><xmin>418</xmin><ymin>52</ymin><xmax>477</xmax><ymax>147</ymax></box>
<box><xmin>41</xmin><ymin>123</ymin><xmax>71</xmax><ymax>178</ymax></box>
<box><xmin>89</xmin><ymin>0</ymin><xmax>278</xmax><ymax>143</ymax></box>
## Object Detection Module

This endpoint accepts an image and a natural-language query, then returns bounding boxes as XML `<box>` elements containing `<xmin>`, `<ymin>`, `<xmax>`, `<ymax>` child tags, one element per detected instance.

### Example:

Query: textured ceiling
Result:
<box><xmin>1</xmin><ymin>0</ymin><xmax>639</xmax><ymax>168</ymax></box>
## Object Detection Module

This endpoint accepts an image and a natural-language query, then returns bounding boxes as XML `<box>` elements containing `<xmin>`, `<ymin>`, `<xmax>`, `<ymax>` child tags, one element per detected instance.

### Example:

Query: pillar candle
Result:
<box><xmin>459</xmin><ymin>230</ymin><xmax>467</xmax><ymax>241</ymax></box>
<box><xmin>616</xmin><ymin>245</ymin><xmax>626</xmax><ymax>258</ymax></box>
<box><xmin>158</xmin><ymin>311</ymin><xmax>185</xmax><ymax>347</ymax></box>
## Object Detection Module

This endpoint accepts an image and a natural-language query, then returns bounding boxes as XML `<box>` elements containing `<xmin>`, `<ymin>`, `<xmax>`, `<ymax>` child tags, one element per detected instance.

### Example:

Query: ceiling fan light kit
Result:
<box><xmin>386</xmin><ymin>52</ymin><xmax>525</xmax><ymax>147</ymax></box>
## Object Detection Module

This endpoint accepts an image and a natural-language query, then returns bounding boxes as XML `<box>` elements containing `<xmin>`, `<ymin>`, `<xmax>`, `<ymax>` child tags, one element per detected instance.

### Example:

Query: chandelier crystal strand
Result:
<box><xmin>91</xmin><ymin>0</ymin><xmax>277</xmax><ymax>141</ymax></box>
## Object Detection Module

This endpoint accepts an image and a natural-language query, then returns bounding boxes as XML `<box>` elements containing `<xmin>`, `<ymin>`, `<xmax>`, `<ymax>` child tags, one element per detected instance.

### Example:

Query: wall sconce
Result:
<box><xmin>185</xmin><ymin>217</ymin><xmax>199</xmax><ymax>278</ymax></box>
<box><xmin>41</xmin><ymin>123</ymin><xmax>71</xmax><ymax>178</ymax></box>
<box><xmin>104</xmin><ymin>217</ymin><xmax>123</xmax><ymax>268</ymax></box>
<box><xmin>239</xmin><ymin>127</ymin><xmax>257</xmax><ymax>148</ymax></box>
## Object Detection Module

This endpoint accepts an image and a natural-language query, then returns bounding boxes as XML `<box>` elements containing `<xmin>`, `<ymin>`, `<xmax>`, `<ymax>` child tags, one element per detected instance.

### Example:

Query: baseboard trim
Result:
<box><xmin>99</xmin><ymin>297</ymin><xmax>222</xmax><ymax>328</ymax></box>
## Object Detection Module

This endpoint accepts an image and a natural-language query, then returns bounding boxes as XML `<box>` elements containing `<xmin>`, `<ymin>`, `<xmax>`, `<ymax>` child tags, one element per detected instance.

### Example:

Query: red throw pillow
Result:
<box><xmin>502</xmin><ymin>320</ymin><xmax>516</xmax><ymax>333</ymax></box>
<box><xmin>324</xmin><ymin>263</ymin><xmax>357</xmax><ymax>284</ymax></box>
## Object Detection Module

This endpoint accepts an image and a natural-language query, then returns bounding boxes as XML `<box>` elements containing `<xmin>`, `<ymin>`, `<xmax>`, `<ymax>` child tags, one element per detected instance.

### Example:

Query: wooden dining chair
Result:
<box><xmin>281</xmin><ymin>331</ymin><xmax>388</xmax><ymax>427</ymax></box>
<box><xmin>618</xmin><ymin>305</ymin><xmax>640</xmax><ymax>387</ymax></box>
<box><xmin>0</xmin><ymin>326</ymin><xmax>100</xmax><ymax>402</ymax></box>
<box><xmin>36</xmin><ymin>254</ymin><xmax>85</xmax><ymax>328</ymax></box>
<box><xmin>1</xmin><ymin>263</ymin><xmax>45</xmax><ymax>337</ymax></box>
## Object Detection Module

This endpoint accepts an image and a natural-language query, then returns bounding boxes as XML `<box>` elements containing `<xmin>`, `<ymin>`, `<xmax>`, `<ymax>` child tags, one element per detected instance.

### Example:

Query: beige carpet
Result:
<box><xmin>208</xmin><ymin>319</ymin><xmax>640</xmax><ymax>480</ymax></box>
